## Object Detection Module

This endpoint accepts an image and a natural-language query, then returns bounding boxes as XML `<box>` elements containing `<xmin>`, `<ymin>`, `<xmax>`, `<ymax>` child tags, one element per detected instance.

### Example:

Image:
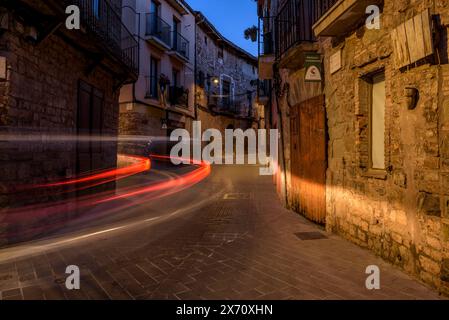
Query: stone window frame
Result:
<box><xmin>355</xmin><ymin>67</ymin><xmax>388</xmax><ymax>180</ymax></box>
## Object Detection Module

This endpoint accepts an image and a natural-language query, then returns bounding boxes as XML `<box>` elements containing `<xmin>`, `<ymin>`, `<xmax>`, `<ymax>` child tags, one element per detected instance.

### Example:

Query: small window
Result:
<box><xmin>370</xmin><ymin>73</ymin><xmax>386</xmax><ymax>170</ymax></box>
<box><xmin>222</xmin><ymin>79</ymin><xmax>231</xmax><ymax>109</ymax></box>
<box><xmin>197</xmin><ymin>71</ymin><xmax>205</xmax><ymax>88</ymax></box>
<box><xmin>149</xmin><ymin>56</ymin><xmax>159</xmax><ymax>99</ymax></box>
<box><xmin>173</xmin><ymin>17</ymin><xmax>180</xmax><ymax>49</ymax></box>
<box><xmin>172</xmin><ymin>69</ymin><xmax>179</xmax><ymax>88</ymax></box>
<box><xmin>150</xmin><ymin>0</ymin><xmax>160</xmax><ymax>15</ymax></box>
<box><xmin>93</xmin><ymin>0</ymin><xmax>100</xmax><ymax>18</ymax></box>
<box><xmin>204</xmin><ymin>36</ymin><xmax>208</xmax><ymax>46</ymax></box>
<box><xmin>218</xmin><ymin>45</ymin><xmax>224</xmax><ymax>59</ymax></box>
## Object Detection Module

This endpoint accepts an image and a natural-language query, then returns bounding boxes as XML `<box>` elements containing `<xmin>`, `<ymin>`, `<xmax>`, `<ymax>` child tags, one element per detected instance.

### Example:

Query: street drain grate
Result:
<box><xmin>206</xmin><ymin>205</ymin><xmax>233</xmax><ymax>225</ymax></box>
<box><xmin>295</xmin><ymin>232</ymin><xmax>328</xmax><ymax>240</ymax></box>
<box><xmin>223</xmin><ymin>193</ymin><xmax>252</xmax><ymax>200</ymax></box>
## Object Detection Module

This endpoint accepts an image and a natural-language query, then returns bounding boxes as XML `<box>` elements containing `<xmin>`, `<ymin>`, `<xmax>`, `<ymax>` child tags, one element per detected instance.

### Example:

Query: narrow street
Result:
<box><xmin>0</xmin><ymin>164</ymin><xmax>441</xmax><ymax>300</ymax></box>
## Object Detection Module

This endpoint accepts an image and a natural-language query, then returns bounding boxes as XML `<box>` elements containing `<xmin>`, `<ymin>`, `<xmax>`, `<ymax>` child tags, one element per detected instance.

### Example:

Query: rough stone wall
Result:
<box><xmin>197</xmin><ymin>108</ymin><xmax>252</xmax><ymax>133</ymax></box>
<box><xmin>118</xmin><ymin>103</ymin><xmax>167</xmax><ymax>156</ymax></box>
<box><xmin>321</xmin><ymin>0</ymin><xmax>449</xmax><ymax>294</ymax></box>
<box><xmin>0</xmin><ymin>12</ymin><xmax>120</xmax><ymax>208</ymax></box>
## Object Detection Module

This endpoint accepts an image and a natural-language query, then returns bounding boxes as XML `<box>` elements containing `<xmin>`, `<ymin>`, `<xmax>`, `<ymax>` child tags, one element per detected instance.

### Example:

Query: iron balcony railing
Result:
<box><xmin>172</xmin><ymin>31</ymin><xmax>190</xmax><ymax>60</ymax></box>
<box><xmin>275</xmin><ymin>0</ymin><xmax>338</xmax><ymax>59</ymax></box>
<box><xmin>67</xmin><ymin>0</ymin><xmax>139</xmax><ymax>75</ymax></box>
<box><xmin>145</xmin><ymin>76</ymin><xmax>158</xmax><ymax>100</ymax></box>
<box><xmin>145</xmin><ymin>13</ymin><xmax>172</xmax><ymax>47</ymax></box>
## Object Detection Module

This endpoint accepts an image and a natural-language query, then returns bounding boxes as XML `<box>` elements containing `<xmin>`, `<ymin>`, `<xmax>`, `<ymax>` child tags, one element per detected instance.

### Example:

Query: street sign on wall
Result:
<box><xmin>304</xmin><ymin>53</ymin><xmax>322</xmax><ymax>82</ymax></box>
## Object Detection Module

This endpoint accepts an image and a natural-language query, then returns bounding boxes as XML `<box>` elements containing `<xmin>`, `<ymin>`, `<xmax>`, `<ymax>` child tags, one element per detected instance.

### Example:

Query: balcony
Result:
<box><xmin>145</xmin><ymin>13</ymin><xmax>172</xmax><ymax>50</ymax></box>
<box><xmin>65</xmin><ymin>0</ymin><xmax>139</xmax><ymax>79</ymax></box>
<box><xmin>209</xmin><ymin>95</ymin><xmax>252</xmax><ymax>117</ymax></box>
<box><xmin>169</xmin><ymin>86</ymin><xmax>189</xmax><ymax>107</ymax></box>
<box><xmin>275</xmin><ymin>0</ymin><xmax>330</xmax><ymax>63</ymax></box>
<box><xmin>313</xmin><ymin>0</ymin><xmax>383</xmax><ymax>37</ymax></box>
<box><xmin>169</xmin><ymin>31</ymin><xmax>190</xmax><ymax>62</ymax></box>
<box><xmin>145</xmin><ymin>76</ymin><xmax>158</xmax><ymax>100</ymax></box>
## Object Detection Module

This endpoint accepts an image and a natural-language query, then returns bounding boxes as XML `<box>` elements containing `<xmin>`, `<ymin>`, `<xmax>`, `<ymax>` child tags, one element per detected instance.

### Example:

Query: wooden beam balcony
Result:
<box><xmin>313</xmin><ymin>0</ymin><xmax>384</xmax><ymax>37</ymax></box>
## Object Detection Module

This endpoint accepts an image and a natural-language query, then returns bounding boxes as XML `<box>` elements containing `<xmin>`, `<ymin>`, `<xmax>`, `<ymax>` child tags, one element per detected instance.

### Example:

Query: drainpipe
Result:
<box><xmin>275</xmin><ymin>94</ymin><xmax>289</xmax><ymax>207</ymax></box>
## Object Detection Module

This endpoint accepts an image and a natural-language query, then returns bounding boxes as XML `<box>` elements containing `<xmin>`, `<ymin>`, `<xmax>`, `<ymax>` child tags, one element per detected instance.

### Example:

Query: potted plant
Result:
<box><xmin>159</xmin><ymin>74</ymin><xmax>170</xmax><ymax>93</ymax></box>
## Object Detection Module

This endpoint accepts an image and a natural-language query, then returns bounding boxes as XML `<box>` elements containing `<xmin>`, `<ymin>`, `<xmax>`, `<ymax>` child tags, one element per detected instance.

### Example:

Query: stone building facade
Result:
<box><xmin>195</xmin><ymin>12</ymin><xmax>261</xmax><ymax>134</ymax></box>
<box><xmin>0</xmin><ymin>0</ymin><xmax>138</xmax><ymax>209</ymax></box>
<box><xmin>258</xmin><ymin>0</ymin><xmax>449</xmax><ymax>294</ymax></box>
<box><xmin>257</xmin><ymin>0</ymin><xmax>327</xmax><ymax>218</ymax></box>
<box><xmin>119</xmin><ymin>0</ymin><xmax>196</xmax><ymax>156</ymax></box>
<box><xmin>313</xmin><ymin>0</ymin><xmax>449</xmax><ymax>294</ymax></box>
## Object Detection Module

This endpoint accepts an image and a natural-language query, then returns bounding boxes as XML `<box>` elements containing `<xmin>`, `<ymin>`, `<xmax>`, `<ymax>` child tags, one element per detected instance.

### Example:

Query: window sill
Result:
<box><xmin>362</xmin><ymin>169</ymin><xmax>387</xmax><ymax>180</ymax></box>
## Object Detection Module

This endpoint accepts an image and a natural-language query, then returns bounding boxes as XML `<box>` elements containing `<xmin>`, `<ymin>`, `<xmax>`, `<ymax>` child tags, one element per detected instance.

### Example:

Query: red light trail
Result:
<box><xmin>33</xmin><ymin>154</ymin><xmax>151</xmax><ymax>189</ymax></box>
<box><xmin>2</xmin><ymin>155</ymin><xmax>211</xmax><ymax>241</ymax></box>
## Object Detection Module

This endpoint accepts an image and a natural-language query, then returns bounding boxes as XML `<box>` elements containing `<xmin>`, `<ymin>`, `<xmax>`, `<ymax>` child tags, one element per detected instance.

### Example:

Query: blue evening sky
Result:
<box><xmin>186</xmin><ymin>0</ymin><xmax>258</xmax><ymax>56</ymax></box>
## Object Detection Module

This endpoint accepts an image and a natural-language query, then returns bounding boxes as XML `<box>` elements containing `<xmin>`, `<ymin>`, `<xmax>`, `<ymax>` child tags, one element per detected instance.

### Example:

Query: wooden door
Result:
<box><xmin>77</xmin><ymin>81</ymin><xmax>104</xmax><ymax>174</ymax></box>
<box><xmin>77</xmin><ymin>81</ymin><xmax>93</xmax><ymax>174</ymax></box>
<box><xmin>290</xmin><ymin>95</ymin><xmax>327</xmax><ymax>224</ymax></box>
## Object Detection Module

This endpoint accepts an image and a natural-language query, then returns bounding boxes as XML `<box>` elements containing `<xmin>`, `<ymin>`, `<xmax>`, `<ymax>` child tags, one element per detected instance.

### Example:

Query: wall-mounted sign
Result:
<box><xmin>391</xmin><ymin>9</ymin><xmax>433</xmax><ymax>69</ymax></box>
<box><xmin>304</xmin><ymin>53</ymin><xmax>322</xmax><ymax>82</ymax></box>
<box><xmin>330</xmin><ymin>49</ymin><xmax>342</xmax><ymax>74</ymax></box>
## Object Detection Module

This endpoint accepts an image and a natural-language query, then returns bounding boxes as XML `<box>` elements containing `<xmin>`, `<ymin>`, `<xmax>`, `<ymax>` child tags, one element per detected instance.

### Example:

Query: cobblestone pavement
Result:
<box><xmin>0</xmin><ymin>165</ymin><xmax>443</xmax><ymax>300</ymax></box>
